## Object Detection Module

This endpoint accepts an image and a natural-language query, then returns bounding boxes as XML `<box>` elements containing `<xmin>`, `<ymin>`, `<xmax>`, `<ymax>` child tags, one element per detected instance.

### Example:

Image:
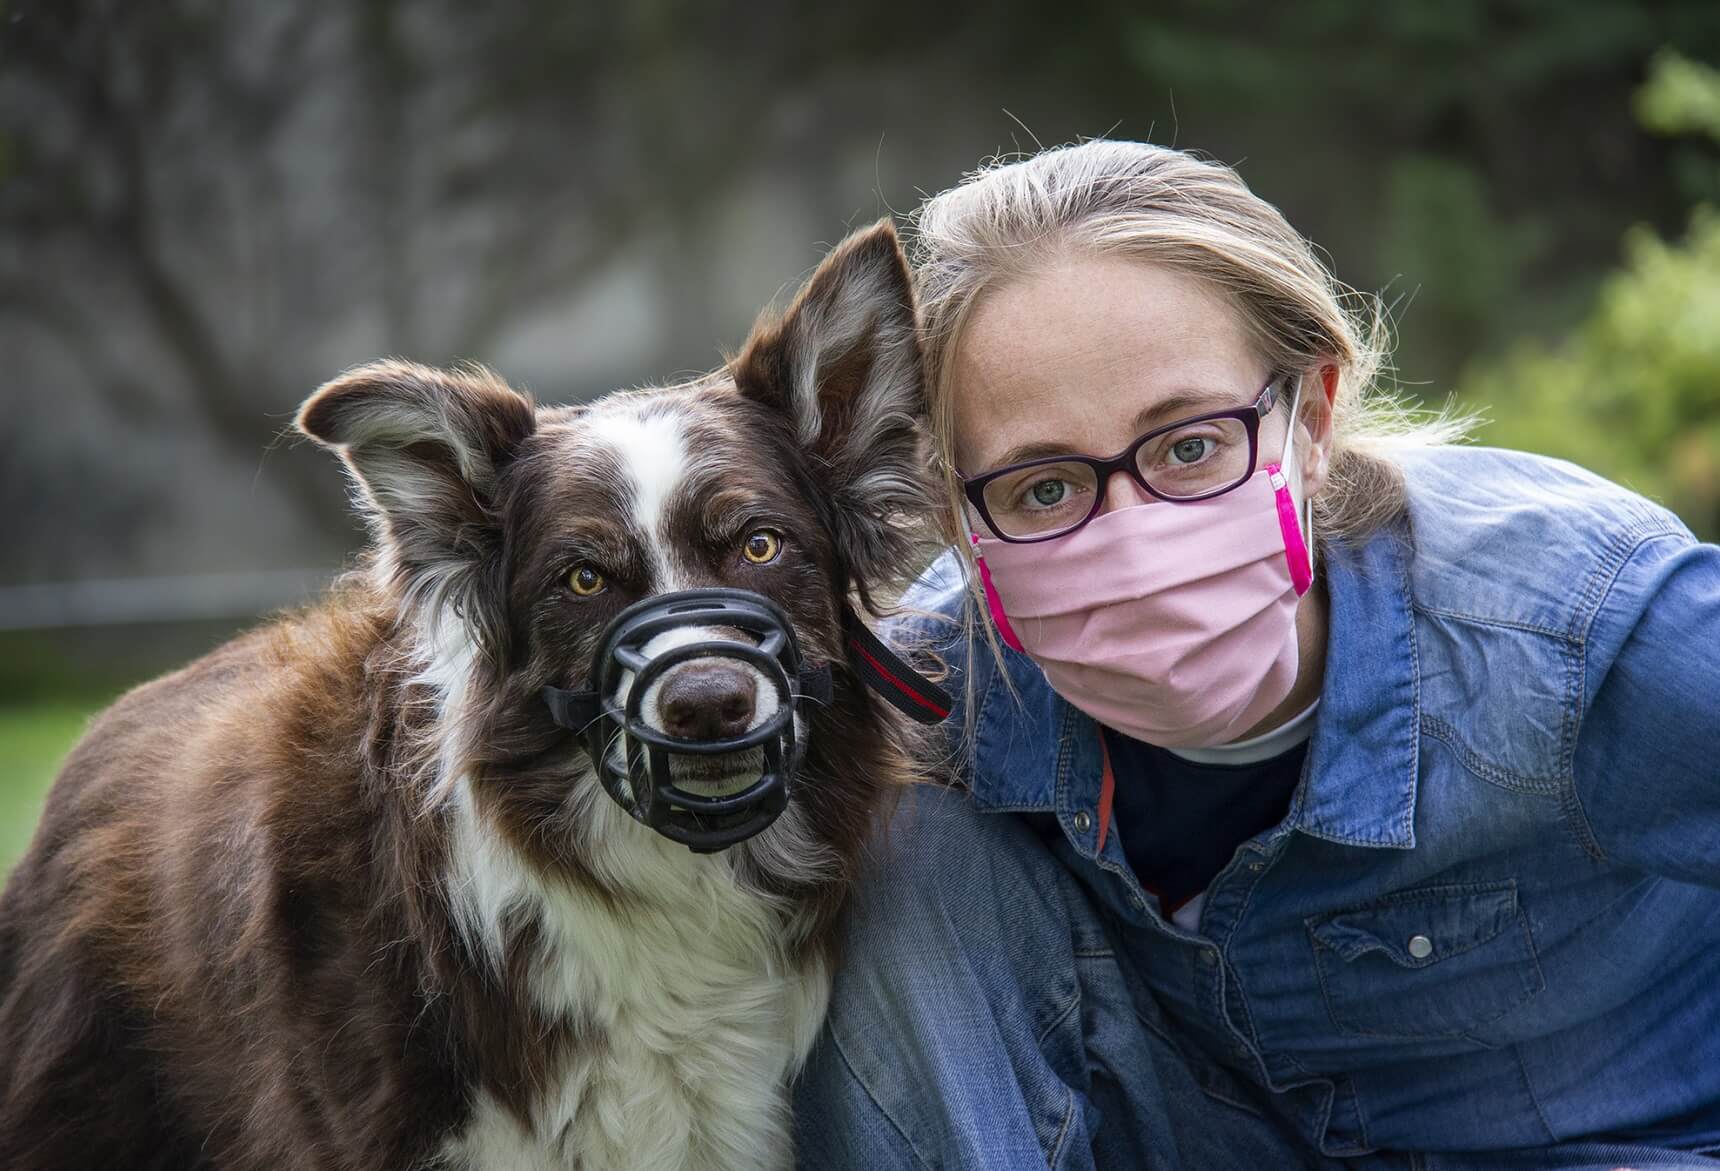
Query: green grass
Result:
<box><xmin>0</xmin><ymin>701</ymin><xmax>101</xmax><ymax>876</ymax></box>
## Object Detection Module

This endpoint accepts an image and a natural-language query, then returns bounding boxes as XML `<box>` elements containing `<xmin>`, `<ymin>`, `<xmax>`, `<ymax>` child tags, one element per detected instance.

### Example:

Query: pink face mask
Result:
<box><xmin>972</xmin><ymin>411</ymin><xmax>1313</xmax><ymax>749</ymax></box>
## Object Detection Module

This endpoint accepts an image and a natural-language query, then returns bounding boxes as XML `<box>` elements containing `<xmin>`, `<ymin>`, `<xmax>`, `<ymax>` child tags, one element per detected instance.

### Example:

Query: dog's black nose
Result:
<box><xmin>659</xmin><ymin>662</ymin><xmax>757</xmax><ymax>741</ymax></box>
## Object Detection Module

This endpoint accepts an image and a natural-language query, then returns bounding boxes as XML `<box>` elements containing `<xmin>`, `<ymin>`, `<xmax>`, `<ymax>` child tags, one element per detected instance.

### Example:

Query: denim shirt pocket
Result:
<box><xmin>1306</xmin><ymin>880</ymin><xmax>1546</xmax><ymax>1044</ymax></box>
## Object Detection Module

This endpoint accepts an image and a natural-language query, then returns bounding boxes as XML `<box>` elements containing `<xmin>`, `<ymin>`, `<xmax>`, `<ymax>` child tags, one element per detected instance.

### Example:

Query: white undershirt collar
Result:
<box><xmin>1162</xmin><ymin>699</ymin><xmax>1320</xmax><ymax>766</ymax></box>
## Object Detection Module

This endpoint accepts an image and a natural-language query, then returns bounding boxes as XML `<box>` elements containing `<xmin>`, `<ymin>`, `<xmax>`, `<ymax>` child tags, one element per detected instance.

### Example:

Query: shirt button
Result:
<box><xmin>1072</xmin><ymin>810</ymin><xmax>1093</xmax><ymax>833</ymax></box>
<box><xmin>1407</xmin><ymin>934</ymin><xmax>1434</xmax><ymax>959</ymax></box>
<box><xmin>1199</xmin><ymin>949</ymin><xmax>1219</xmax><ymax>966</ymax></box>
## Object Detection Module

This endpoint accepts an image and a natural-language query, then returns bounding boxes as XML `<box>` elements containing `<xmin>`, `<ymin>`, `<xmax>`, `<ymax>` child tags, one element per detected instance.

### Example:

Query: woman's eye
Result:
<box><xmin>741</xmin><ymin>529</ymin><xmax>782</xmax><ymax>565</ymax></box>
<box><xmin>1170</xmin><ymin>437</ymin><xmax>1213</xmax><ymax>465</ymax></box>
<box><xmin>1026</xmin><ymin>478</ymin><xmax>1069</xmax><ymax>508</ymax></box>
<box><xmin>567</xmin><ymin>565</ymin><xmax>606</xmax><ymax>597</ymax></box>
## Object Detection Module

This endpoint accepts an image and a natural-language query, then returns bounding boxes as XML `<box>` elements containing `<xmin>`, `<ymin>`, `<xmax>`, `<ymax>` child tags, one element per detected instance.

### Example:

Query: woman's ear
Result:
<box><xmin>731</xmin><ymin>219</ymin><xmax>931</xmax><ymax>608</ymax></box>
<box><xmin>1297</xmin><ymin>362</ymin><xmax>1341</xmax><ymax>500</ymax></box>
<box><xmin>297</xmin><ymin>359</ymin><xmax>536</xmax><ymax>648</ymax></box>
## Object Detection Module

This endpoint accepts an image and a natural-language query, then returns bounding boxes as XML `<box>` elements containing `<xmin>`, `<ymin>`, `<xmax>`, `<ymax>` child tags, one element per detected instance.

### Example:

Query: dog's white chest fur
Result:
<box><xmin>438</xmin><ymin>784</ymin><xmax>828</xmax><ymax>1171</ymax></box>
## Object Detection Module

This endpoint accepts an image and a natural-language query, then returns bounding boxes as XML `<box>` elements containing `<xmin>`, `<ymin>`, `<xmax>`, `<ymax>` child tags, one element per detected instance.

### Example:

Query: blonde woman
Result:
<box><xmin>793</xmin><ymin>142</ymin><xmax>1720</xmax><ymax>1169</ymax></box>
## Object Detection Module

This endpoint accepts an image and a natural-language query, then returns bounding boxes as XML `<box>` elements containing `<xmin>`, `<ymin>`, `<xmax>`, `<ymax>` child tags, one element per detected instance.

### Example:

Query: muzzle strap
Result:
<box><xmin>542</xmin><ymin>683</ymin><xmax>599</xmax><ymax>733</ymax></box>
<box><xmin>795</xmin><ymin>661</ymin><xmax>833</xmax><ymax>708</ymax></box>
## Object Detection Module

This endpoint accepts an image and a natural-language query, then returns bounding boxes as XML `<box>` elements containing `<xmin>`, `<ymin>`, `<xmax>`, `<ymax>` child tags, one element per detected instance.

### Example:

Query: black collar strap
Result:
<box><xmin>842</xmin><ymin>609</ymin><xmax>950</xmax><ymax>723</ymax></box>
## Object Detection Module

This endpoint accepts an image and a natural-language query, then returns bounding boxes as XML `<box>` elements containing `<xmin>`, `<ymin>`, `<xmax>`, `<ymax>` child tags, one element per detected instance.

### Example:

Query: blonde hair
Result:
<box><xmin>910</xmin><ymin>139</ymin><xmax>1471</xmax><ymax>552</ymax></box>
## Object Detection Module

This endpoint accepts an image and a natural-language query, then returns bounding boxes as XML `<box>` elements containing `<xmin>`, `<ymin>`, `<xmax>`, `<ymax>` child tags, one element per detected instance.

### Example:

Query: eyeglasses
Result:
<box><xmin>959</xmin><ymin>377</ymin><xmax>1284</xmax><ymax>543</ymax></box>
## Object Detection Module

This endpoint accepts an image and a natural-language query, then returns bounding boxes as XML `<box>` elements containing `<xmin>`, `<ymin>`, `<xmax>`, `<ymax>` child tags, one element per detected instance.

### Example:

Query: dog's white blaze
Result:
<box><xmin>585</xmin><ymin>405</ymin><xmax>690</xmax><ymax>590</ymax></box>
<box><xmin>441</xmin><ymin>778</ymin><xmax>828</xmax><ymax>1171</ymax></box>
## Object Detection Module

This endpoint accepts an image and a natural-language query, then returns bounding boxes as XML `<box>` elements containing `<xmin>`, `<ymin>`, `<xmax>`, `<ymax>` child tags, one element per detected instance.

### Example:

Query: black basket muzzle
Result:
<box><xmin>542</xmin><ymin>585</ymin><xmax>951</xmax><ymax>854</ymax></box>
<box><xmin>542</xmin><ymin>588</ymin><xmax>833</xmax><ymax>853</ymax></box>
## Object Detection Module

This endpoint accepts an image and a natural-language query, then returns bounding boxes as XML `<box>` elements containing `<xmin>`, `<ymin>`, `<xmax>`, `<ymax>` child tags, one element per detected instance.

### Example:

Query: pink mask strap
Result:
<box><xmin>1096</xmin><ymin>730</ymin><xmax>1115</xmax><ymax>853</ymax></box>
<box><xmin>1265</xmin><ymin>463</ymin><xmax>1313</xmax><ymax>597</ymax></box>
<box><xmin>970</xmin><ymin>535</ymin><xmax>1026</xmax><ymax>651</ymax></box>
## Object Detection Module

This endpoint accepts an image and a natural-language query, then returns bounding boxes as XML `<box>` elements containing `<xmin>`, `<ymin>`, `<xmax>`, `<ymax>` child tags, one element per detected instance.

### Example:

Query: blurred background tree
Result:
<box><xmin>2</xmin><ymin>0</ymin><xmax>1718</xmax><ymax>869</ymax></box>
<box><xmin>1458</xmin><ymin>49</ymin><xmax>1720</xmax><ymax>539</ymax></box>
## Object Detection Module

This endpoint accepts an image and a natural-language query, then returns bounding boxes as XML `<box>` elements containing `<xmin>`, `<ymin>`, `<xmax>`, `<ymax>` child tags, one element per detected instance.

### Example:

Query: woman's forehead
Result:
<box><xmin>949</xmin><ymin>254</ymin><xmax>1265</xmax><ymax>471</ymax></box>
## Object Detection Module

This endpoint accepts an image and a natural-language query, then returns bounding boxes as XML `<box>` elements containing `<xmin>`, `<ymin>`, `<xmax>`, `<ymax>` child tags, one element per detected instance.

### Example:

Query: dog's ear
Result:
<box><xmin>297</xmin><ymin>359</ymin><xmax>536</xmax><ymax>650</ymax></box>
<box><xmin>732</xmin><ymin>219</ymin><xmax>931</xmax><ymax>608</ymax></box>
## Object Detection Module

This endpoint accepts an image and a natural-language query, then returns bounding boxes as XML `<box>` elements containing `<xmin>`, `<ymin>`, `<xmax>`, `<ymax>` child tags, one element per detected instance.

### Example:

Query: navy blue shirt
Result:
<box><xmin>1102</xmin><ymin>729</ymin><xmax>1306</xmax><ymax>916</ymax></box>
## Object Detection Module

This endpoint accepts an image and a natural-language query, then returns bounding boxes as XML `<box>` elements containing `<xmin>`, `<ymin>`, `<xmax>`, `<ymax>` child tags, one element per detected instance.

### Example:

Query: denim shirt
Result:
<box><xmin>892</xmin><ymin>446</ymin><xmax>1720</xmax><ymax>1155</ymax></box>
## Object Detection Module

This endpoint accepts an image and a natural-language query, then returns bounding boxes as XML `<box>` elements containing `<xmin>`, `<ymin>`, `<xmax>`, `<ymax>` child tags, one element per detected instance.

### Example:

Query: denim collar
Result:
<box><xmin>965</xmin><ymin>520</ymin><xmax>1421</xmax><ymax>850</ymax></box>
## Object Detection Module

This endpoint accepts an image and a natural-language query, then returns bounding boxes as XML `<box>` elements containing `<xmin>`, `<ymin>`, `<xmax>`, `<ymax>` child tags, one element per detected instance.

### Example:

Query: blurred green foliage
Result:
<box><xmin>1461</xmin><ymin>50</ymin><xmax>1720</xmax><ymax>540</ymax></box>
<box><xmin>0</xmin><ymin>702</ymin><xmax>95</xmax><ymax>876</ymax></box>
<box><xmin>1379</xmin><ymin>156</ymin><xmax>1560</xmax><ymax>377</ymax></box>
<box><xmin>1112</xmin><ymin>0</ymin><xmax>1720</xmax><ymax>389</ymax></box>
<box><xmin>1637</xmin><ymin>48</ymin><xmax>1720</xmax><ymax>142</ymax></box>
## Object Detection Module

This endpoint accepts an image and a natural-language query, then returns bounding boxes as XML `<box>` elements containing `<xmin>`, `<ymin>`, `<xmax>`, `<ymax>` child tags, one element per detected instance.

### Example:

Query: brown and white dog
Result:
<box><xmin>0</xmin><ymin>222</ymin><xmax>942</xmax><ymax>1170</ymax></box>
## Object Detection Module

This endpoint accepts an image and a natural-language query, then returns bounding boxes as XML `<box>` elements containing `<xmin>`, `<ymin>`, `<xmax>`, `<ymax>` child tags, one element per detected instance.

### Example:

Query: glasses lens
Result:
<box><xmin>1135</xmin><ymin>416</ymin><xmax>1254</xmax><ymax>500</ymax></box>
<box><xmin>980</xmin><ymin>460</ymin><xmax>1100</xmax><ymax>539</ymax></box>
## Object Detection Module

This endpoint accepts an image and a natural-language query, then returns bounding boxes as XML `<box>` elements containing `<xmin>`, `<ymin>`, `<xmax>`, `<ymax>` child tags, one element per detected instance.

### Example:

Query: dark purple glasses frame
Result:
<box><xmin>959</xmin><ymin>377</ymin><xmax>1283</xmax><ymax>544</ymax></box>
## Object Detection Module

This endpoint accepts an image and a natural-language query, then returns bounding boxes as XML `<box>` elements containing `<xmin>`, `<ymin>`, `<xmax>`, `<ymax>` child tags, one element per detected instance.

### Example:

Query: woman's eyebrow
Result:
<box><xmin>986</xmin><ymin>438</ymin><xmax>1081</xmax><ymax>469</ymax></box>
<box><xmin>982</xmin><ymin>389</ymin><xmax>1242</xmax><ymax>470</ymax></box>
<box><xmin>1130</xmin><ymin>389</ymin><xmax>1236</xmax><ymax>433</ymax></box>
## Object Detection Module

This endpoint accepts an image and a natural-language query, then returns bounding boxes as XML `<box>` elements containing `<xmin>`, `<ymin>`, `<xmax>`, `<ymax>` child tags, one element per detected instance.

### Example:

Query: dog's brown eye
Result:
<box><xmin>568</xmin><ymin>565</ymin><xmax>606</xmax><ymax>597</ymax></box>
<box><xmin>741</xmin><ymin>530</ymin><xmax>782</xmax><ymax>565</ymax></box>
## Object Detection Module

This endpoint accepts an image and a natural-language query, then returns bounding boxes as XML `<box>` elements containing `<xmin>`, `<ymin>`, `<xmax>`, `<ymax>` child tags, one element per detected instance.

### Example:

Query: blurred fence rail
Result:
<box><xmin>0</xmin><ymin>571</ymin><xmax>338</xmax><ymax>632</ymax></box>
